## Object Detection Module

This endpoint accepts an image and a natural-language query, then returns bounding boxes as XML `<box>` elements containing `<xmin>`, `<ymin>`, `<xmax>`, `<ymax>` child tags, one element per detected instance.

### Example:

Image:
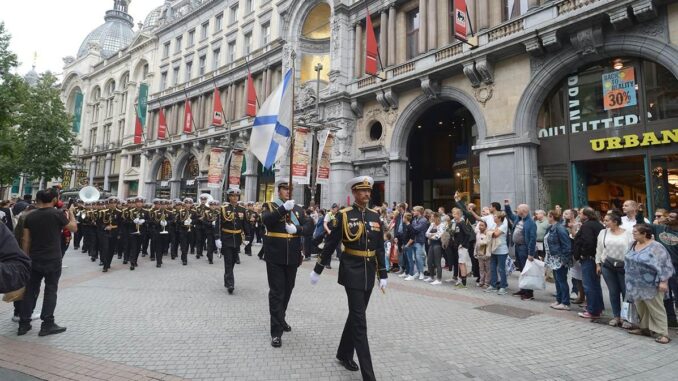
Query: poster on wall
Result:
<box><xmin>602</xmin><ymin>67</ymin><xmax>637</xmax><ymax>111</ymax></box>
<box><xmin>207</xmin><ymin>147</ymin><xmax>226</xmax><ymax>189</ymax></box>
<box><xmin>316</xmin><ymin>132</ymin><xmax>334</xmax><ymax>186</ymax></box>
<box><xmin>228</xmin><ymin>150</ymin><xmax>244</xmax><ymax>189</ymax></box>
<box><xmin>292</xmin><ymin>127</ymin><xmax>312</xmax><ymax>185</ymax></box>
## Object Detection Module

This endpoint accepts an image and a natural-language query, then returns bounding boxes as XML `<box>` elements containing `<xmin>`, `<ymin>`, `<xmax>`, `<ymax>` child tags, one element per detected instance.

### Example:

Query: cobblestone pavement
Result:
<box><xmin>1</xmin><ymin>246</ymin><xmax>676</xmax><ymax>381</ymax></box>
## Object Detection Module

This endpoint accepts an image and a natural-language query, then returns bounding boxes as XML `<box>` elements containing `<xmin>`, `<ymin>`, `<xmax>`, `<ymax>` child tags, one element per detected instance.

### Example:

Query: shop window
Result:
<box><xmin>644</xmin><ymin>61</ymin><xmax>678</xmax><ymax>121</ymax></box>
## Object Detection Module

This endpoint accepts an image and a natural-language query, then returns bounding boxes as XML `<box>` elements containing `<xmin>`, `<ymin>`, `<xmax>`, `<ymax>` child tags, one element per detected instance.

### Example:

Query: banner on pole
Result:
<box><xmin>316</xmin><ymin>132</ymin><xmax>334</xmax><ymax>185</ymax></box>
<box><xmin>212</xmin><ymin>87</ymin><xmax>225</xmax><ymax>126</ymax></box>
<box><xmin>228</xmin><ymin>150</ymin><xmax>244</xmax><ymax>189</ymax></box>
<box><xmin>158</xmin><ymin>108</ymin><xmax>168</xmax><ymax>140</ymax></box>
<box><xmin>291</xmin><ymin>127</ymin><xmax>312</xmax><ymax>185</ymax></box>
<box><xmin>183</xmin><ymin>99</ymin><xmax>193</xmax><ymax>134</ymax></box>
<box><xmin>207</xmin><ymin>147</ymin><xmax>226</xmax><ymax>189</ymax></box>
<box><xmin>72</xmin><ymin>92</ymin><xmax>83</xmax><ymax>133</ymax></box>
<box><xmin>138</xmin><ymin>83</ymin><xmax>149</xmax><ymax>127</ymax></box>
<box><xmin>453</xmin><ymin>0</ymin><xmax>468</xmax><ymax>42</ymax></box>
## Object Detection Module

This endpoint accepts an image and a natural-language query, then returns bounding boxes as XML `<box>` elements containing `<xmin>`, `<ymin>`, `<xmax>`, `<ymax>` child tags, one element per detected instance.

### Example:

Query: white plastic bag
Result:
<box><xmin>518</xmin><ymin>259</ymin><xmax>546</xmax><ymax>290</ymax></box>
<box><xmin>621</xmin><ymin>301</ymin><xmax>639</xmax><ymax>325</ymax></box>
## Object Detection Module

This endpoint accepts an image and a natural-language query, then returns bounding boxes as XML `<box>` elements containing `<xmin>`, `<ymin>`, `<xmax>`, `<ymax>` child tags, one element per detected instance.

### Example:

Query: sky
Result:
<box><xmin>1</xmin><ymin>0</ymin><xmax>161</xmax><ymax>77</ymax></box>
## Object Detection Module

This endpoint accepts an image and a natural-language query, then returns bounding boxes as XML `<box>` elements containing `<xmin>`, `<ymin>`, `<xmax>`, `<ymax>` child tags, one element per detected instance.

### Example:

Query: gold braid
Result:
<box><xmin>341</xmin><ymin>211</ymin><xmax>364</xmax><ymax>243</ymax></box>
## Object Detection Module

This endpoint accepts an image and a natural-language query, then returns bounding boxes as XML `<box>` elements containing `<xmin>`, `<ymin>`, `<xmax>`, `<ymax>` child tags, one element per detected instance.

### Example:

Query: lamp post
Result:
<box><xmin>307</xmin><ymin>62</ymin><xmax>324</xmax><ymax>205</ymax></box>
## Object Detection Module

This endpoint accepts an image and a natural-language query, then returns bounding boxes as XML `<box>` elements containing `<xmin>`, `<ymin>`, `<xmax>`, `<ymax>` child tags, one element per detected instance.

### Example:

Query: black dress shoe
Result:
<box><xmin>102</xmin><ymin>268</ymin><xmax>108</xmax><ymax>272</ymax></box>
<box><xmin>336</xmin><ymin>357</ymin><xmax>359</xmax><ymax>372</ymax></box>
<box><xmin>38</xmin><ymin>323</ymin><xmax>67</xmax><ymax>337</ymax></box>
<box><xmin>271</xmin><ymin>336</ymin><xmax>281</xmax><ymax>348</ymax></box>
<box><xmin>283</xmin><ymin>322</ymin><xmax>292</xmax><ymax>332</ymax></box>
<box><xmin>90</xmin><ymin>257</ymin><xmax>96</xmax><ymax>262</ymax></box>
<box><xmin>182</xmin><ymin>261</ymin><xmax>187</xmax><ymax>265</ymax></box>
<box><xmin>228</xmin><ymin>288</ymin><xmax>234</xmax><ymax>294</ymax></box>
<box><xmin>209</xmin><ymin>260</ymin><xmax>213</xmax><ymax>264</ymax></box>
<box><xmin>150</xmin><ymin>256</ymin><xmax>155</xmax><ymax>261</ymax></box>
<box><xmin>17</xmin><ymin>324</ymin><xmax>31</xmax><ymax>336</ymax></box>
<box><xmin>123</xmin><ymin>260</ymin><xmax>128</xmax><ymax>264</ymax></box>
<box><xmin>130</xmin><ymin>265</ymin><xmax>135</xmax><ymax>271</ymax></box>
<box><xmin>156</xmin><ymin>263</ymin><xmax>161</xmax><ymax>268</ymax></box>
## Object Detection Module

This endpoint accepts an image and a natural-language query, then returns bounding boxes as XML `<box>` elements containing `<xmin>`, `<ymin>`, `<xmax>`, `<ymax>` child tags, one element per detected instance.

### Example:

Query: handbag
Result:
<box><xmin>602</xmin><ymin>229</ymin><xmax>624</xmax><ymax>270</ymax></box>
<box><xmin>621</xmin><ymin>301</ymin><xmax>639</xmax><ymax>325</ymax></box>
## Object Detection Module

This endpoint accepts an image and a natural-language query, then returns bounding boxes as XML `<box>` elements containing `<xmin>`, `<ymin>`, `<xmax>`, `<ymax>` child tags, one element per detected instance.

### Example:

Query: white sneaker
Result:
<box><xmin>398</xmin><ymin>273</ymin><xmax>408</xmax><ymax>278</ymax></box>
<box><xmin>404</xmin><ymin>275</ymin><xmax>415</xmax><ymax>281</ymax></box>
<box><xmin>497</xmin><ymin>288</ymin><xmax>508</xmax><ymax>295</ymax></box>
<box><xmin>412</xmin><ymin>272</ymin><xmax>420</xmax><ymax>278</ymax></box>
<box><xmin>444</xmin><ymin>278</ymin><xmax>456</xmax><ymax>283</ymax></box>
<box><xmin>418</xmin><ymin>274</ymin><xmax>425</xmax><ymax>280</ymax></box>
<box><xmin>455</xmin><ymin>280</ymin><xmax>462</xmax><ymax>286</ymax></box>
<box><xmin>423</xmin><ymin>277</ymin><xmax>432</xmax><ymax>282</ymax></box>
<box><xmin>431</xmin><ymin>280</ymin><xmax>442</xmax><ymax>285</ymax></box>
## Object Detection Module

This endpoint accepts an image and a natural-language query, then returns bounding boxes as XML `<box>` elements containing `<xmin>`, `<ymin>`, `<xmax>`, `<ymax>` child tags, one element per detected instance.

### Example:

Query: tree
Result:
<box><xmin>17</xmin><ymin>72</ymin><xmax>75</xmax><ymax>185</ymax></box>
<box><xmin>0</xmin><ymin>22</ymin><xmax>27</xmax><ymax>187</ymax></box>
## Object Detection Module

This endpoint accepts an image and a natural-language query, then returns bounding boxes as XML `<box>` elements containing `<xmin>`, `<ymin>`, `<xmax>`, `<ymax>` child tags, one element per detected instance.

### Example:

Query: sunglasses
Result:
<box><xmin>655</xmin><ymin>214</ymin><xmax>664</xmax><ymax>218</ymax></box>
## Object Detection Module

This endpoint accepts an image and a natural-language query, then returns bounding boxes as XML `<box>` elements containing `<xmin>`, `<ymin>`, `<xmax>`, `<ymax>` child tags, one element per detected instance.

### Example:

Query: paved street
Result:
<box><xmin>1</xmin><ymin>246</ymin><xmax>677</xmax><ymax>381</ymax></box>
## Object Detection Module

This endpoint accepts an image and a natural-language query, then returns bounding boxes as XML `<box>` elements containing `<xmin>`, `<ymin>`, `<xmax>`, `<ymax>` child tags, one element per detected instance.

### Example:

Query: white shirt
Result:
<box><xmin>482</xmin><ymin>215</ymin><xmax>496</xmax><ymax>230</ymax></box>
<box><xmin>621</xmin><ymin>215</ymin><xmax>649</xmax><ymax>232</ymax></box>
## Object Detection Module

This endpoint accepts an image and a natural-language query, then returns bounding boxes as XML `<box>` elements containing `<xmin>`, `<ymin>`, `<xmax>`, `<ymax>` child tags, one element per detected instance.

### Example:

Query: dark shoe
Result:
<box><xmin>156</xmin><ymin>263</ymin><xmax>161</xmax><ymax>268</ymax></box>
<box><xmin>271</xmin><ymin>336</ymin><xmax>281</xmax><ymax>348</ymax></box>
<box><xmin>17</xmin><ymin>324</ymin><xmax>31</xmax><ymax>336</ymax></box>
<box><xmin>520</xmin><ymin>294</ymin><xmax>534</xmax><ymax>301</ymax></box>
<box><xmin>142</xmin><ymin>253</ymin><xmax>147</xmax><ymax>257</ymax></box>
<box><xmin>336</xmin><ymin>357</ymin><xmax>359</xmax><ymax>372</ymax></box>
<box><xmin>325</xmin><ymin>265</ymin><xmax>332</xmax><ymax>270</ymax></box>
<box><xmin>171</xmin><ymin>256</ymin><xmax>176</xmax><ymax>260</ymax></box>
<box><xmin>228</xmin><ymin>288</ymin><xmax>234</xmax><ymax>294</ymax></box>
<box><xmin>182</xmin><ymin>261</ymin><xmax>187</xmax><ymax>266</ymax></box>
<box><xmin>130</xmin><ymin>265</ymin><xmax>135</xmax><ymax>270</ymax></box>
<box><xmin>512</xmin><ymin>290</ymin><xmax>525</xmax><ymax>297</ymax></box>
<box><xmin>283</xmin><ymin>322</ymin><xmax>292</xmax><ymax>332</ymax></box>
<box><xmin>246</xmin><ymin>253</ymin><xmax>252</xmax><ymax>256</ymax></box>
<box><xmin>39</xmin><ymin>323</ymin><xmax>67</xmax><ymax>337</ymax></box>
<box><xmin>150</xmin><ymin>256</ymin><xmax>155</xmax><ymax>261</ymax></box>
<box><xmin>117</xmin><ymin>255</ymin><xmax>122</xmax><ymax>259</ymax></box>
<box><xmin>209</xmin><ymin>260</ymin><xmax>213</xmax><ymax>264</ymax></box>
<box><xmin>90</xmin><ymin>257</ymin><xmax>96</xmax><ymax>262</ymax></box>
<box><xmin>123</xmin><ymin>260</ymin><xmax>128</xmax><ymax>264</ymax></box>
<box><xmin>102</xmin><ymin>268</ymin><xmax>108</xmax><ymax>273</ymax></box>
<box><xmin>668</xmin><ymin>320</ymin><xmax>678</xmax><ymax>329</ymax></box>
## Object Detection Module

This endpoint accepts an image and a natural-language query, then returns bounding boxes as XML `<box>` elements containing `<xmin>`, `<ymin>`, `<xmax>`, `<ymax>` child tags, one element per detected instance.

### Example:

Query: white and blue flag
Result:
<box><xmin>249</xmin><ymin>69</ymin><xmax>294</xmax><ymax>169</ymax></box>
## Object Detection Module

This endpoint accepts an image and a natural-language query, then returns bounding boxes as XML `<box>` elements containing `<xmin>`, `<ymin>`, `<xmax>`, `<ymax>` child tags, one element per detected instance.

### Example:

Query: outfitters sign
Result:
<box><xmin>589</xmin><ymin>129</ymin><xmax>678</xmax><ymax>152</ymax></box>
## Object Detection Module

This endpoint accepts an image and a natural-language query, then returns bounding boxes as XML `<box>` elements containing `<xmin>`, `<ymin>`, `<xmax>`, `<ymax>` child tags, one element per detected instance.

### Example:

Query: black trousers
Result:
<box><xmin>179</xmin><ymin>229</ymin><xmax>191</xmax><ymax>263</ymax></box>
<box><xmin>85</xmin><ymin>226</ymin><xmax>98</xmax><ymax>260</ymax></box>
<box><xmin>195</xmin><ymin>228</ymin><xmax>205</xmax><ymax>257</ymax></box>
<box><xmin>204</xmin><ymin>233</ymin><xmax>215</xmax><ymax>262</ymax></box>
<box><xmin>103</xmin><ymin>230</ymin><xmax>118</xmax><ymax>269</ymax></box>
<box><xmin>255</xmin><ymin>226</ymin><xmax>263</xmax><ymax>243</ymax></box>
<box><xmin>171</xmin><ymin>228</ymin><xmax>180</xmax><ymax>258</ymax></box>
<box><xmin>127</xmin><ymin>232</ymin><xmax>142</xmax><ymax>265</ymax></box>
<box><xmin>19</xmin><ymin>260</ymin><xmax>62</xmax><ymax>326</ymax></box>
<box><xmin>244</xmin><ymin>233</ymin><xmax>254</xmax><ymax>255</ymax></box>
<box><xmin>222</xmin><ymin>245</ymin><xmax>239</xmax><ymax>289</ymax></box>
<box><xmin>73</xmin><ymin>229</ymin><xmax>82</xmax><ymax>249</ymax></box>
<box><xmin>153</xmin><ymin>232</ymin><xmax>169</xmax><ymax>266</ymax></box>
<box><xmin>337</xmin><ymin>287</ymin><xmax>375</xmax><ymax>381</ymax></box>
<box><xmin>96</xmin><ymin>229</ymin><xmax>107</xmax><ymax>263</ymax></box>
<box><xmin>266</xmin><ymin>261</ymin><xmax>297</xmax><ymax>338</ymax></box>
<box><xmin>141</xmin><ymin>231</ymin><xmax>150</xmax><ymax>255</ymax></box>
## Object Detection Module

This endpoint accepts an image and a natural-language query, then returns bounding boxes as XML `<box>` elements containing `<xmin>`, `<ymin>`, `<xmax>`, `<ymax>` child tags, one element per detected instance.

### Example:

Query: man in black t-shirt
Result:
<box><xmin>18</xmin><ymin>189</ymin><xmax>77</xmax><ymax>337</ymax></box>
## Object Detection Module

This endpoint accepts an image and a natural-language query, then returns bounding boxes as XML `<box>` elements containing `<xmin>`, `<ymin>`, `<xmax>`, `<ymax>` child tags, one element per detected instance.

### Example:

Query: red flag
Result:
<box><xmin>134</xmin><ymin>112</ymin><xmax>143</xmax><ymax>144</ymax></box>
<box><xmin>365</xmin><ymin>9</ymin><xmax>378</xmax><ymax>76</ymax></box>
<box><xmin>212</xmin><ymin>87</ymin><xmax>225</xmax><ymax>126</ymax></box>
<box><xmin>183</xmin><ymin>99</ymin><xmax>193</xmax><ymax>134</ymax></box>
<box><xmin>158</xmin><ymin>108</ymin><xmax>167</xmax><ymax>140</ymax></box>
<box><xmin>453</xmin><ymin>0</ymin><xmax>468</xmax><ymax>42</ymax></box>
<box><xmin>246</xmin><ymin>71</ymin><xmax>257</xmax><ymax>117</ymax></box>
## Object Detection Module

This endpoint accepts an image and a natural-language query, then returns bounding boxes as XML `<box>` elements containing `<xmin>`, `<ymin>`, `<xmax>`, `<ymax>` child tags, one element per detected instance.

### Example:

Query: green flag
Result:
<box><xmin>72</xmin><ymin>92</ymin><xmax>84</xmax><ymax>133</ymax></box>
<box><xmin>137</xmin><ymin>83</ymin><xmax>149</xmax><ymax>127</ymax></box>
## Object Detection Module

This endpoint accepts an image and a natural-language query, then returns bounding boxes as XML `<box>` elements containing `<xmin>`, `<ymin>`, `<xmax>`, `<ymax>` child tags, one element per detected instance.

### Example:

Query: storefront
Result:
<box><xmin>537</xmin><ymin>57</ymin><xmax>678</xmax><ymax>215</ymax></box>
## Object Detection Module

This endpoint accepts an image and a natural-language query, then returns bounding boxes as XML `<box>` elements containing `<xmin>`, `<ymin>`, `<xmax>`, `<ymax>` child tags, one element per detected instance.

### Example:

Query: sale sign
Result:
<box><xmin>602</xmin><ymin>68</ymin><xmax>637</xmax><ymax>111</ymax></box>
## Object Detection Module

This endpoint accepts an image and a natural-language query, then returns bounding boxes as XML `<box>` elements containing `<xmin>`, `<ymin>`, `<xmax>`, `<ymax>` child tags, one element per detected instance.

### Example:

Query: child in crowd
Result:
<box><xmin>474</xmin><ymin>220</ymin><xmax>491</xmax><ymax>288</ymax></box>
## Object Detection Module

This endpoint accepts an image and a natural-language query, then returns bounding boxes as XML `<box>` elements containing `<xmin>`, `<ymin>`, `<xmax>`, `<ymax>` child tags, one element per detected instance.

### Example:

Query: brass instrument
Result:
<box><xmin>184</xmin><ymin>210</ymin><xmax>193</xmax><ymax>232</ymax></box>
<box><xmin>159</xmin><ymin>210</ymin><xmax>168</xmax><ymax>234</ymax></box>
<box><xmin>102</xmin><ymin>209</ymin><xmax>113</xmax><ymax>230</ymax></box>
<box><xmin>132</xmin><ymin>209</ymin><xmax>142</xmax><ymax>235</ymax></box>
<box><xmin>204</xmin><ymin>209</ymin><xmax>218</xmax><ymax>225</ymax></box>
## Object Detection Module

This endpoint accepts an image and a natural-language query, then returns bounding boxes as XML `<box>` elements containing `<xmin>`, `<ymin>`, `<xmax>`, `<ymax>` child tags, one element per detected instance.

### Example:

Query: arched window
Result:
<box><xmin>301</xmin><ymin>3</ymin><xmax>330</xmax><ymax>40</ymax></box>
<box><xmin>184</xmin><ymin>156</ymin><xmax>200</xmax><ymax>179</ymax></box>
<box><xmin>157</xmin><ymin>159</ymin><xmax>172</xmax><ymax>181</ymax></box>
<box><xmin>300</xmin><ymin>3</ymin><xmax>331</xmax><ymax>84</ymax></box>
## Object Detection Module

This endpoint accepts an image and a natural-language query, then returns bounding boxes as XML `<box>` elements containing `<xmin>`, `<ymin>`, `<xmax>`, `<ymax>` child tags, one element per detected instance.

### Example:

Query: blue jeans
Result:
<box><xmin>601</xmin><ymin>264</ymin><xmax>625</xmax><ymax>318</ymax></box>
<box><xmin>554</xmin><ymin>265</ymin><xmax>570</xmax><ymax>306</ymax></box>
<box><xmin>413</xmin><ymin>243</ymin><xmax>426</xmax><ymax>275</ymax></box>
<box><xmin>581</xmin><ymin>258</ymin><xmax>604</xmax><ymax>315</ymax></box>
<box><xmin>490</xmin><ymin>254</ymin><xmax>508</xmax><ymax>289</ymax></box>
<box><xmin>405</xmin><ymin>246</ymin><xmax>415</xmax><ymax>275</ymax></box>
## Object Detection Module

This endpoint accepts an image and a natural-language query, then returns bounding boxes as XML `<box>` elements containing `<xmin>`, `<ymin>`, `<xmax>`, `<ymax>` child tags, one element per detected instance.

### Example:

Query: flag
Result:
<box><xmin>365</xmin><ymin>9</ymin><xmax>379</xmax><ymax>76</ymax></box>
<box><xmin>249</xmin><ymin>69</ymin><xmax>293</xmax><ymax>169</ymax></box>
<box><xmin>246</xmin><ymin>71</ymin><xmax>258</xmax><ymax>117</ymax></box>
<box><xmin>212</xmin><ymin>87</ymin><xmax>225</xmax><ymax>126</ymax></box>
<box><xmin>158</xmin><ymin>108</ymin><xmax>167</xmax><ymax>140</ymax></box>
<box><xmin>453</xmin><ymin>0</ymin><xmax>468</xmax><ymax>42</ymax></box>
<box><xmin>134</xmin><ymin>112</ymin><xmax>143</xmax><ymax>144</ymax></box>
<box><xmin>183</xmin><ymin>98</ymin><xmax>193</xmax><ymax>134</ymax></box>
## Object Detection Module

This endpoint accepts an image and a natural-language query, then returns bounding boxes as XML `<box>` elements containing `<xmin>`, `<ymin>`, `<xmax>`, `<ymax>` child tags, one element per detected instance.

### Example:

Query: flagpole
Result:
<box><xmin>288</xmin><ymin>50</ymin><xmax>296</xmax><ymax>197</ymax></box>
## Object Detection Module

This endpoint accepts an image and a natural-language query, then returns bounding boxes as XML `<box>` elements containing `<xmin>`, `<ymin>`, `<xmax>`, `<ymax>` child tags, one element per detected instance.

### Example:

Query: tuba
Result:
<box><xmin>79</xmin><ymin>186</ymin><xmax>100</xmax><ymax>203</ymax></box>
<box><xmin>159</xmin><ymin>210</ymin><xmax>169</xmax><ymax>234</ymax></box>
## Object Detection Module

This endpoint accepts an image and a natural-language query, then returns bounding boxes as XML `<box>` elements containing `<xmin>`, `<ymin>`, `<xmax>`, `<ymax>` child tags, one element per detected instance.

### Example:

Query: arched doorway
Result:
<box><xmin>180</xmin><ymin>156</ymin><xmax>199</xmax><ymax>200</ymax></box>
<box><xmin>155</xmin><ymin>159</ymin><xmax>172</xmax><ymax>198</ymax></box>
<box><xmin>407</xmin><ymin>102</ymin><xmax>478</xmax><ymax>210</ymax></box>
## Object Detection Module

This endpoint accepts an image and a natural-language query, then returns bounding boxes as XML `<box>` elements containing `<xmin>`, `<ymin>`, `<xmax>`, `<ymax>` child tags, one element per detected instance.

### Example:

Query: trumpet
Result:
<box><xmin>133</xmin><ymin>210</ymin><xmax>142</xmax><ymax>235</ymax></box>
<box><xmin>185</xmin><ymin>213</ymin><xmax>193</xmax><ymax>233</ymax></box>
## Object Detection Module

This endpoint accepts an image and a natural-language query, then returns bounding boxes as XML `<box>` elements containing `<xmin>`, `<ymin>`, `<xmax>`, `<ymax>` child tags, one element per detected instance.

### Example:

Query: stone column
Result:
<box><xmin>144</xmin><ymin>180</ymin><xmax>156</xmax><ymax>200</ymax></box>
<box><xmin>438</xmin><ymin>0</ymin><xmax>450</xmax><ymax>47</ymax></box>
<box><xmin>354</xmin><ymin>22</ymin><xmax>363</xmax><ymax>78</ymax></box>
<box><xmin>379</xmin><ymin>9</ymin><xmax>388</xmax><ymax>68</ymax></box>
<box><xmin>118</xmin><ymin>153</ymin><xmax>128</xmax><ymax>198</ymax></box>
<box><xmin>103</xmin><ymin>153</ymin><xmax>112</xmax><ymax>191</ymax></box>
<box><xmin>89</xmin><ymin>156</ymin><xmax>96</xmax><ymax>185</ymax></box>
<box><xmin>169</xmin><ymin>179</ymin><xmax>181</xmax><ymax>200</ymax></box>
<box><xmin>477</xmin><ymin>0</ymin><xmax>489</xmax><ymax>31</ymax></box>
<box><xmin>418</xmin><ymin>0</ymin><xmax>427</xmax><ymax>54</ymax></box>
<box><xmin>388</xmin><ymin>159</ymin><xmax>407</xmax><ymax>206</ymax></box>
<box><xmin>243</xmin><ymin>151</ymin><xmax>258</xmax><ymax>202</ymax></box>
<box><xmin>427</xmin><ymin>0</ymin><xmax>437</xmax><ymax>50</ymax></box>
<box><xmin>489</xmin><ymin>0</ymin><xmax>502</xmax><ymax>27</ymax></box>
<box><xmin>387</xmin><ymin>5</ymin><xmax>396</xmax><ymax>66</ymax></box>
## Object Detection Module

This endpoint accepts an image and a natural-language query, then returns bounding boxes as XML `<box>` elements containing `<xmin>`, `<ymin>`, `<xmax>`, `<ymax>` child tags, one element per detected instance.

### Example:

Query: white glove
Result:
<box><xmin>184</xmin><ymin>219</ymin><xmax>191</xmax><ymax>226</ymax></box>
<box><xmin>133</xmin><ymin>218</ymin><xmax>140</xmax><ymax>225</ymax></box>
<box><xmin>244</xmin><ymin>241</ymin><xmax>250</xmax><ymax>246</ymax></box>
<box><xmin>283</xmin><ymin>200</ymin><xmax>295</xmax><ymax>211</ymax></box>
<box><xmin>160</xmin><ymin>220</ymin><xmax>167</xmax><ymax>227</ymax></box>
<box><xmin>379</xmin><ymin>279</ymin><xmax>388</xmax><ymax>290</ymax></box>
<box><xmin>212</xmin><ymin>221</ymin><xmax>216</xmax><ymax>226</ymax></box>
<box><xmin>310</xmin><ymin>271</ymin><xmax>320</xmax><ymax>285</ymax></box>
<box><xmin>285</xmin><ymin>223</ymin><xmax>297</xmax><ymax>234</ymax></box>
<box><xmin>138</xmin><ymin>219</ymin><xmax>145</xmax><ymax>225</ymax></box>
<box><xmin>215</xmin><ymin>239</ymin><xmax>222</xmax><ymax>249</ymax></box>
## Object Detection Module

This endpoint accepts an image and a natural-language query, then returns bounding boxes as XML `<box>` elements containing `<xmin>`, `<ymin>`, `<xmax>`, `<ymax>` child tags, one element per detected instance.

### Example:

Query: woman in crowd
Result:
<box><xmin>575</xmin><ymin>207</ymin><xmax>605</xmax><ymax>320</ymax></box>
<box><xmin>595</xmin><ymin>212</ymin><xmax>633</xmax><ymax>327</ymax></box>
<box><xmin>398</xmin><ymin>213</ymin><xmax>415</xmax><ymax>279</ymax></box>
<box><xmin>449</xmin><ymin>208</ymin><xmax>474</xmax><ymax>289</ymax></box>
<box><xmin>474</xmin><ymin>220</ymin><xmax>491</xmax><ymax>288</ymax></box>
<box><xmin>544</xmin><ymin>210</ymin><xmax>573</xmax><ymax>310</ymax></box>
<box><xmin>485</xmin><ymin>211</ymin><xmax>509</xmax><ymax>295</ymax></box>
<box><xmin>625</xmin><ymin>224</ymin><xmax>675</xmax><ymax>344</ymax></box>
<box><xmin>425</xmin><ymin>212</ymin><xmax>447</xmax><ymax>285</ymax></box>
<box><xmin>564</xmin><ymin>209</ymin><xmax>585</xmax><ymax>305</ymax></box>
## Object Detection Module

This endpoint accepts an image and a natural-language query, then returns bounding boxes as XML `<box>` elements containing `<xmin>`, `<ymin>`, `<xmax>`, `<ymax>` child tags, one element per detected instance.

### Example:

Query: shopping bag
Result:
<box><xmin>518</xmin><ymin>259</ymin><xmax>546</xmax><ymax>290</ymax></box>
<box><xmin>621</xmin><ymin>301</ymin><xmax>639</xmax><ymax>325</ymax></box>
<box><xmin>506</xmin><ymin>256</ymin><xmax>516</xmax><ymax>276</ymax></box>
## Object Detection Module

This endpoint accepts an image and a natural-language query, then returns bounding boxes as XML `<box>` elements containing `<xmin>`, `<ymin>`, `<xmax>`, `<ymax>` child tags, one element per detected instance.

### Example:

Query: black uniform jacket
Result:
<box><xmin>314</xmin><ymin>205</ymin><xmax>388</xmax><ymax>291</ymax></box>
<box><xmin>220</xmin><ymin>204</ymin><xmax>249</xmax><ymax>248</ymax></box>
<box><xmin>262</xmin><ymin>202</ymin><xmax>313</xmax><ymax>266</ymax></box>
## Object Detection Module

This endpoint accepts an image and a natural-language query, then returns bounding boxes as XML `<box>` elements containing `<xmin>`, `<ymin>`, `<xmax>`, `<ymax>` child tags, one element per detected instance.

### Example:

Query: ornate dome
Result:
<box><xmin>77</xmin><ymin>0</ymin><xmax>135</xmax><ymax>59</ymax></box>
<box><xmin>143</xmin><ymin>5</ymin><xmax>163</xmax><ymax>31</ymax></box>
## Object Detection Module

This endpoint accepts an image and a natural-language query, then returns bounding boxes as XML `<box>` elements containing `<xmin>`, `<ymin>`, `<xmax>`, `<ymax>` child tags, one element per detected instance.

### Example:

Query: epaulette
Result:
<box><xmin>369</xmin><ymin>207</ymin><xmax>380</xmax><ymax>214</ymax></box>
<box><xmin>340</xmin><ymin>206</ymin><xmax>353</xmax><ymax>213</ymax></box>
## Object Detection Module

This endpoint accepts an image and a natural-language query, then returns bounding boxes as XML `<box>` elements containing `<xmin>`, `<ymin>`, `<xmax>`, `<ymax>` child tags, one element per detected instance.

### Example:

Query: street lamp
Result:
<box><xmin>307</xmin><ymin>62</ymin><xmax>324</xmax><ymax>205</ymax></box>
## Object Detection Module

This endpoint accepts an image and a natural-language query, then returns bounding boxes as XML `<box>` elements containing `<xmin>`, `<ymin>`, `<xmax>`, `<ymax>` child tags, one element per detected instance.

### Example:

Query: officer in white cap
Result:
<box><xmin>216</xmin><ymin>187</ymin><xmax>249</xmax><ymax>294</ymax></box>
<box><xmin>310</xmin><ymin>176</ymin><xmax>387</xmax><ymax>380</ymax></box>
<box><xmin>261</xmin><ymin>180</ymin><xmax>314</xmax><ymax>348</ymax></box>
